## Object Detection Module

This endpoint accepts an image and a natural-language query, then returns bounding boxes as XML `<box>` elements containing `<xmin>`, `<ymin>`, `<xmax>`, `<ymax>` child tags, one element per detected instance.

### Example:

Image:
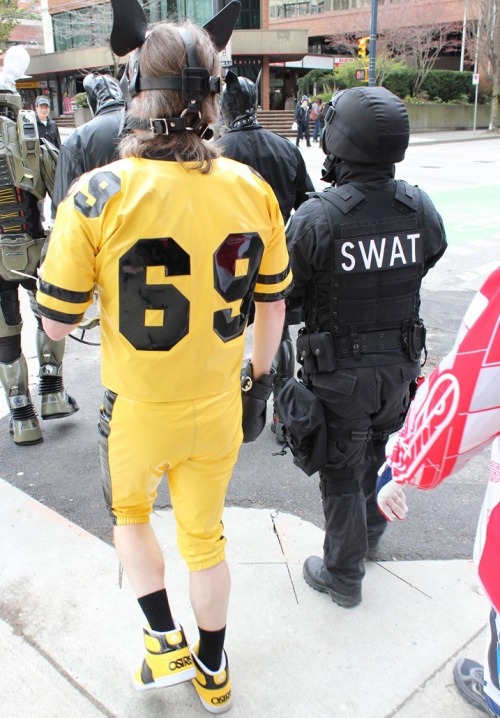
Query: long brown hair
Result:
<box><xmin>119</xmin><ymin>20</ymin><xmax>221</xmax><ymax>172</ymax></box>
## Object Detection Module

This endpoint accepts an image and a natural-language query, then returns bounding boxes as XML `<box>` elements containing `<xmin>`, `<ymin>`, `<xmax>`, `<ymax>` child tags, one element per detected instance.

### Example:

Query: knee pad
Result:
<box><xmin>0</xmin><ymin>288</ymin><xmax>22</xmax><ymax>338</ymax></box>
<box><xmin>0</xmin><ymin>334</ymin><xmax>22</xmax><ymax>363</ymax></box>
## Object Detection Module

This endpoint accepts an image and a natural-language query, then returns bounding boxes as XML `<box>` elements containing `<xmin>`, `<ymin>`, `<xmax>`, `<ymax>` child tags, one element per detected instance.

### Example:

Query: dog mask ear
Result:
<box><xmin>110</xmin><ymin>0</ymin><xmax>148</xmax><ymax>57</ymax></box>
<box><xmin>204</xmin><ymin>1</ymin><xmax>241</xmax><ymax>52</ymax></box>
<box><xmin>224</xmin><ymin>70</ymin><xmax>240</xmax><ymax>90</ymax></box>
<box><xmin>110</xmin><ymin>0</ymin><xmax>241</xmax><ymax>58</ymax></box>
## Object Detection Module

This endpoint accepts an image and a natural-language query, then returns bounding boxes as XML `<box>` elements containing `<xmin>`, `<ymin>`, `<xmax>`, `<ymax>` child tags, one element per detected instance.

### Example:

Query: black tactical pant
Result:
<box><xmin>311</xmin><ymin>359</ymin><xmax>420</xmax><ymax>594</ymax></box>
<box><xmin>295</xmin><ymin>122</ymin><xmax>310</xmax><ymax>146</ymax></box>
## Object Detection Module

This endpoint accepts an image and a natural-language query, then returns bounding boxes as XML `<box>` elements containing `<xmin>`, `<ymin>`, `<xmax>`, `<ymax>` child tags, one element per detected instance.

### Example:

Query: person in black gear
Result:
<box><xmin>216</xmin><ymin>70</ymin><xmax>315</xmax><ymax>440</ymax></box>
<box><xmin>0</xmin><ymin>48</ymin><xmax>77</xmax><ymax>446</ymax></box>
<box><xmin>294</xmin><ymin>95</ymin><xmax>311</xmax><ymax>147</ymax></box>
<box><xmin>35</xmin><ymin>97</ymin><xmax>61</xmax><ymax>149</ymax></box>
<box><xmin>284</xmin><ymin>87</ymin><xmax>447</xmax><ymax>607</ymax></box>
<box><xmin>51</xmin><ymin>72</ymin><xmax>125</xmax><ymax>215</ymax></box>
<box><xmin>217</xmin><ymin>72</ymin><xmax>313</xmax><ymax>223</ymax></box>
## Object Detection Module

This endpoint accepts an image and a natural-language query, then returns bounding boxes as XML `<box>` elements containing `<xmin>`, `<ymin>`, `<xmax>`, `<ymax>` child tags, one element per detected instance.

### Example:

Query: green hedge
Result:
<box><xmin>421</xmin><ymin>70</ymin><xmax>474</xmax><ymax>103</ymax></box>
<box><xmin>298</xmin><ymin>65</ymin><xmax>489</xmax><ymax>104</ymax></box>
<box><xmin>382</xmin><ymin>68</ymin><xmax>475</xmax><ymax>103</ymax></box>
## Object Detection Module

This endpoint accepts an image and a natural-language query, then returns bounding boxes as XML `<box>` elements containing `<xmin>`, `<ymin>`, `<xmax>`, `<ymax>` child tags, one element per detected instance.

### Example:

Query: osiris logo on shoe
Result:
<box><xmin>169</xmin><ymin>656</ymin><xmax>193</xmax><ymax>671</ymax></box>
<box><xmin>211</xmin><ymin>690</ymin><xmax>232</xmax><ymax>705</ymax></box>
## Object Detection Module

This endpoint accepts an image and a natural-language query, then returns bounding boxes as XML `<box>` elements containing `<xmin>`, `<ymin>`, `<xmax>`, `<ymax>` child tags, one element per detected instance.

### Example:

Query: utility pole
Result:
<box><xmin>368</xmin><ymin>0</ymin><xmax>378</xmax><ymax>87</ymax></box>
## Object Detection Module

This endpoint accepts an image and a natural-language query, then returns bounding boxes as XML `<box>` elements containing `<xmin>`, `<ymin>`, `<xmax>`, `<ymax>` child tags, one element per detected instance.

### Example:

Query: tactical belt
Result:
<box><xmin>297</xmin><ymin>326</ymin><xmax>425</xmax><ymax>374</ymax></box>
<box><xmin>333</xmin><ymin>329</ymin><xmax>403</xmax><ymax>358</ymax></box>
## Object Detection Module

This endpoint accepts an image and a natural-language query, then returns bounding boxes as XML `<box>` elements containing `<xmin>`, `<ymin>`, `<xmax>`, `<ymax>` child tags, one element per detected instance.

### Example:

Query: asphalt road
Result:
<box><xmin>0</xmin><ymin>135</ymin><xmax>498</xmax><ymax>561</ymax></box>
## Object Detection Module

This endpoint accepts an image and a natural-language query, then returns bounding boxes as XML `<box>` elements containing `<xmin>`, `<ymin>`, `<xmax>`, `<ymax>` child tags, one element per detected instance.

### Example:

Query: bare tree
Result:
<box><xmin>50</xmin><ymin>0</ymin><xmax>200</xmax><ymax>55</ymax></box>
<box><xmin>49</xmin><ymin>0</ymin><xmax>188</xmax><ymax>77</ymax></box>
<box><xmin>51</xmin><ymin>2</ymin><xmax>112</xmax><ymax>52</ymax></box>
<box><xmin>379</xmin><ymin>5</ymin><xmax>462</xmax><ymax>96</ymax></box>
<box><xmin>325</xmin><ymin>3</ymin><xmax>462</xmax><ymax>96</ymax></box>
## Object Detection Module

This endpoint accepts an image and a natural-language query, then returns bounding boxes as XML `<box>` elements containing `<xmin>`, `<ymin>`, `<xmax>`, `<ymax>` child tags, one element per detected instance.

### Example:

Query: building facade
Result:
<box><xmin>267</xmin><ymin>0</ymin><xmax>478</xmax><ymax>98</ymax></box>
<box><xmin>22</xmin><ymin>0</ymin><xmax>309</xmax><ymax>114</ymax></box>
<box><xmin>15</xmin><ymin>0</ymin><xmax>478</xmax><ymax>116</ymax></box>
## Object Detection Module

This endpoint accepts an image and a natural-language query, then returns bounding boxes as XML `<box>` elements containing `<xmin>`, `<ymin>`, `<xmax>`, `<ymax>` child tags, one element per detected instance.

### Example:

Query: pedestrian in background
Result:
<box><xmin>294</xmin><ymin>94</ymin><xmax>311</xmax><ymax>147</ymax></box>
<box><xmin>312</xmin><ymin>97</ymin><xmax>323</xmax><ymax>143</ymax></box>
<box><xmin>35</xmin><ymin>96</ymin><xmax>61</xmax><ymax>149</ymax></box>
<box><xmin>35</xmin><ymin>96</ymin><xmax>61</xmax><ymax>226</ymax></box>
<box><xmin>37</xmin><ymin>0</ymin><xmax>291</xmax><ymax>712</ymax></box>
<box><xmin>377</xmin><ymin>266</ymin><xmax>500</xmax><ymax>718</ymax></box>
<box><xmin>280</xmin><ymin>87</ymin><xmax>447</xmax><ymax>608</ymax></box>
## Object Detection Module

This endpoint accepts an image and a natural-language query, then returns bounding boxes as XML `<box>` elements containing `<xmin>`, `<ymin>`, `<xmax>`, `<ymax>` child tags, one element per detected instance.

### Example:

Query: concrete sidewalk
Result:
<box><xmin>0</xmin><ymin>478</ymin><xmax>489</xmax><ymax>718</ymax></box>
<box><xmin>58</xmin><ymin>125</ymin><xmax>497</xmax><ymax>145</ymax></box>
<box><xmin>408</xmin><ymin>128</ymin><xmax>496</xmax><ymax>144</ymax></box>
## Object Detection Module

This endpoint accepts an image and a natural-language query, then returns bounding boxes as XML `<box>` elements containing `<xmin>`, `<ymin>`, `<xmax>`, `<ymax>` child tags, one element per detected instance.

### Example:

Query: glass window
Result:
<box><xmin>236</xmin><ymin>0</ymin><xmax>260</xmax><ymax>29</ymax></box>
<box><xmin>52</xmin><ymin>6</ymin><xmax>112</xmax><ymax>51</ymax></box>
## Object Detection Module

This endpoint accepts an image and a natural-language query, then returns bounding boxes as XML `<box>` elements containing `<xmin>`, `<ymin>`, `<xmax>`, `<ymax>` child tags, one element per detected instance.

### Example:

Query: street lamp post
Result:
<box><xmin>368</xmin><ymin>0</ymin><xmax>378</xmax><ymax>87</ymax></box>
<box><xmin>472</xmin><ymin>1</ymin><xmax>482</xmax><ymax>133</ymax></box>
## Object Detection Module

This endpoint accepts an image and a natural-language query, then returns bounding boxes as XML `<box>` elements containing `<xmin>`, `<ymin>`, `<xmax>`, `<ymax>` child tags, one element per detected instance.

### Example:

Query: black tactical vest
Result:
<box><xmin>309</xmin><ymin>180</ymin><xmax>426</xmax><ymax>342</ymax></box>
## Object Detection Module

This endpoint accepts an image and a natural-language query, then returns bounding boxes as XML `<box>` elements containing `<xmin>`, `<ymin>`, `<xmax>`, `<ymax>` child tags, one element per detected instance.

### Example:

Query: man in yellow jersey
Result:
<box><xmin>36</xmin><ymin>1</ymin><xmax>291</xmax><ymax>713</ymax></box>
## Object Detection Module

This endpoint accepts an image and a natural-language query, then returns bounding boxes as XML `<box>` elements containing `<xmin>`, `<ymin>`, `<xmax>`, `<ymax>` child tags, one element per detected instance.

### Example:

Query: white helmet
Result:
<box><xmin>0</xmin><ymin>46</ymin><xmax>31</xmax><ymax>118</ymax></box>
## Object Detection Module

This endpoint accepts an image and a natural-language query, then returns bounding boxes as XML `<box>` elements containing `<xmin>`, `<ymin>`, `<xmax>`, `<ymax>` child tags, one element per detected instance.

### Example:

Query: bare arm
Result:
<box><xmin>251</xmin><ymin>299</ymin><xmax>286</xmax><ymax>379</ymax></box>
<box><xmin>42</xmin><ymin>316</ymin><xmax>79</xmax><ymax>341</ymax></box>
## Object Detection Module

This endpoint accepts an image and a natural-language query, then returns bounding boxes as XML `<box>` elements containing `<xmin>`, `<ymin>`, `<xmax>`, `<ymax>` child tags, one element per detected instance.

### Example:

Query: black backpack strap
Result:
<box><xmin>312</xmin><ymin>184</ymin><xmax>366</xmax><ymax>215</ymax></box>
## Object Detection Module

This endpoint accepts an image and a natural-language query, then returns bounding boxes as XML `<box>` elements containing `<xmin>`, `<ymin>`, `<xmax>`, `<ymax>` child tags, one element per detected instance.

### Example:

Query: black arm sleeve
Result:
<box><xmin>51</xmin><ymin>137</ymin><xmax>84</xmax><ymax>215</ymax></box>
<box><xmin>293</xmin><ymin>151</ymin><xmax>315</xmax><ymax>211</ymax></box>
<box><xmin>419</xmin><ymin>188</ymin><xmax>448</xmax><ymax>274</ymax></box>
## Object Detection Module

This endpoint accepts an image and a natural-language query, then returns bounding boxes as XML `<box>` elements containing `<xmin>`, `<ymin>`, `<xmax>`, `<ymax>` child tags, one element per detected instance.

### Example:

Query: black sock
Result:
<box><xmin>138</xmin><ymin>589</ymin><xmax>175</xmax><ymax>633</ymax></box>
<box><xmin>197</xmin><ymin>626</ymin><xmax>226</xmax><ymax>672</ymax></box>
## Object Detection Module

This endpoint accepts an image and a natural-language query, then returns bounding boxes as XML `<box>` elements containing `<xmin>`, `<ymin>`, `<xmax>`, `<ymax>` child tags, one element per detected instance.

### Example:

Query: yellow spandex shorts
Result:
<box><xmin>98</xmin><ymin>385</ymin><xmax>242</xmax><ymax>571</ymax></box>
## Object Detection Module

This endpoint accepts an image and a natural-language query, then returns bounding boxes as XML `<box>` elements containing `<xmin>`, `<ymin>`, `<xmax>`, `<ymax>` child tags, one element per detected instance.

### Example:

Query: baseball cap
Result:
<box><xmin>35</xmin><ymin>96</ymin><xmax>50</xmax><ymax>107</ymax></box>
<box><xmin>301</xmin><ymin>95</ymin><xmax>309</xmax><ymax>101</ymax></box>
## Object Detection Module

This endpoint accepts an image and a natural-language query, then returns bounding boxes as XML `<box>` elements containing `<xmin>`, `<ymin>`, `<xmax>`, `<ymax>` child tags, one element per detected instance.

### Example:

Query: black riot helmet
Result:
<box><xmin>321</xmin><ymin>87</ymin><xmax>410</xmax><ymax>165</ymax></box>
<box><xmin>220</xmin><ymin>70</ymin><xmax>258</xmax><ymax>129</ymax></box>
<box><xmin>83</xmin><ymin>72</ymin><xmax>124</xmax><ymax>116</ymax></box>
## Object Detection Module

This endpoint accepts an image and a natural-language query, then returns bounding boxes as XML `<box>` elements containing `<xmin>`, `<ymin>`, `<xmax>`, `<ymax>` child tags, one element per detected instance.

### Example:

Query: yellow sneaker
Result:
<box><xmin>191</xmin><ymin>644</ymin><xmax>232</xmax><ymax>713</ymax></box>
<box><xmin>134</xmin><ymin>624</ymin><xmax>195</xmax><ymax>691</ymax></box>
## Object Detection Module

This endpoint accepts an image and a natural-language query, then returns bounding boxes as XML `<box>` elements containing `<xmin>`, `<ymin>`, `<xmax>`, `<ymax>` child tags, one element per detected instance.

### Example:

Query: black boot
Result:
<box><xmin>303</xmin><ymin>556</ymin><xmax>361</xmax><ymax>607</ymax></box>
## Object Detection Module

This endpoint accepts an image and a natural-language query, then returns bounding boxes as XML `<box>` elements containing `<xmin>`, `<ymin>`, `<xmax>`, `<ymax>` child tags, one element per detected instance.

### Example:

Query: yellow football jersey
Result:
<box><xmin>37</xmin><ymin>156</ymin><xmax>292</xmax><ymax>402</ymax></box>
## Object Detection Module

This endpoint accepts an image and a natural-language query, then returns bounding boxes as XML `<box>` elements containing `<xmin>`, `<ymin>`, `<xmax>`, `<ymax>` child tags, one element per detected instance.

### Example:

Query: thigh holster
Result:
<box><xmin>275</xmin><ymin>378</ymin><xmax>328</xmax><ymax>476</ymax></box>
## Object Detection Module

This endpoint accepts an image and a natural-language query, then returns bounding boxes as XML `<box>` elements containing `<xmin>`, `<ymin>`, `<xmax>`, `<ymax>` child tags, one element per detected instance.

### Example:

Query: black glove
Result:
<box><xmin>241</xmin><ymin>360</ymin><xmax>275</xmax><ymax>443</ymax></box>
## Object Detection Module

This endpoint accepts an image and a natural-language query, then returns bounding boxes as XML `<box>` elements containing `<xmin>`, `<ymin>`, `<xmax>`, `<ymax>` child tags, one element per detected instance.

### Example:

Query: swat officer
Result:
<box><xmin>0</xmin><ymin>46</ymin><xmax>78</xmax><ymax>445</ymax></box>
<box><xmin>283</xmin><ymin>87</ymin><xmax>447</xmax><ymax>607</ymax></box>
<box><xmin>216</xmin><ymin>70</ymin><xmax>314</xmax><ymax>440</ymax></box>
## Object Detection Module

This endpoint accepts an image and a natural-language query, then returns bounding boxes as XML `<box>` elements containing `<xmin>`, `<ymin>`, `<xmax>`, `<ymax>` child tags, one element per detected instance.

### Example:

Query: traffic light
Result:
<box><xmin>357</xmin><ymin>36</ymin><xmax>369</xmax><ymax>60</ymax></box>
